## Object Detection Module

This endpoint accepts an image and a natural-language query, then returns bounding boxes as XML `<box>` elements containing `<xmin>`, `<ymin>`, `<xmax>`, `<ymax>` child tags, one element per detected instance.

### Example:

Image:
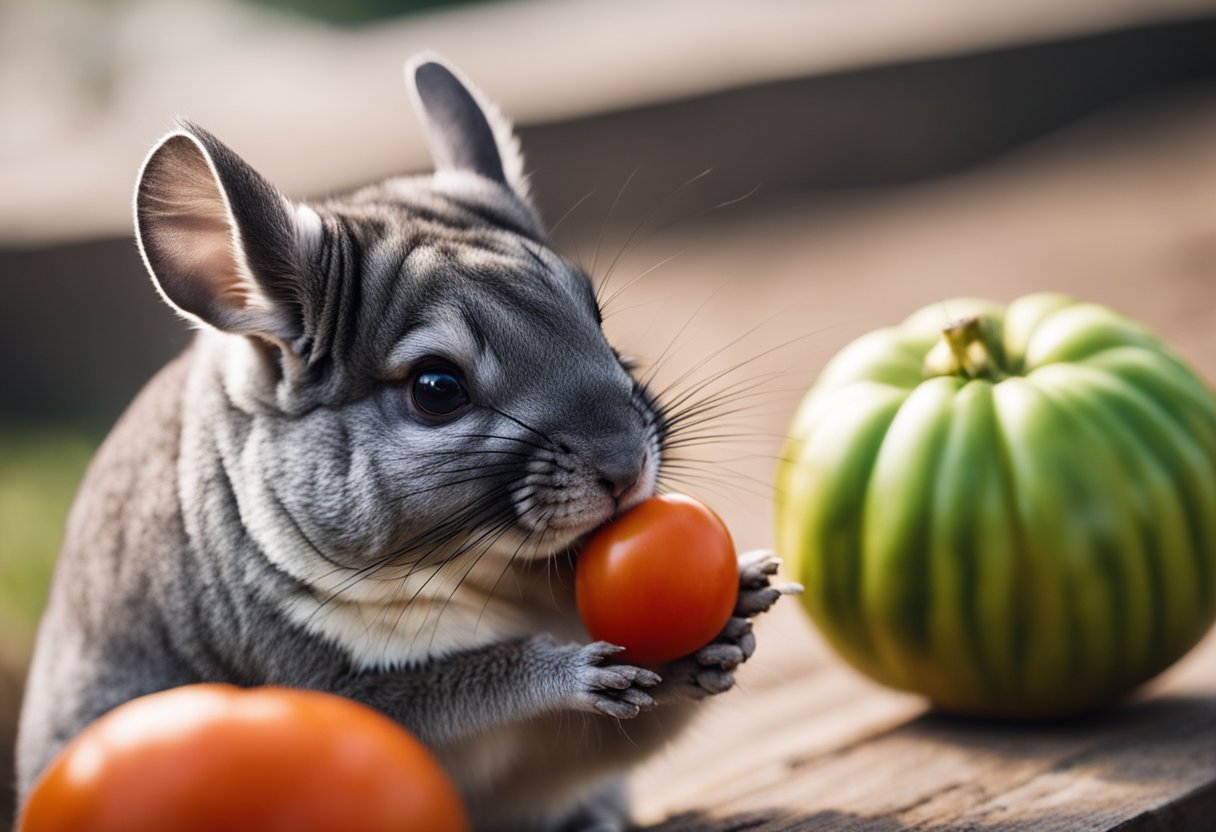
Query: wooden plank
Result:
<box><xmin>637</xmin><ymin>624</ymin><xmax>1216</xmax><ymax>831</ymax></box>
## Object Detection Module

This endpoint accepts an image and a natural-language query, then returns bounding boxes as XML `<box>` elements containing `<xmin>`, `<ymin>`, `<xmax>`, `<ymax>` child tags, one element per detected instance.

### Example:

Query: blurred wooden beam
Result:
<box><xmin>3</xmin><ymin>0</ymin><xmax>1216</xmax><ymax>244</ymax></box>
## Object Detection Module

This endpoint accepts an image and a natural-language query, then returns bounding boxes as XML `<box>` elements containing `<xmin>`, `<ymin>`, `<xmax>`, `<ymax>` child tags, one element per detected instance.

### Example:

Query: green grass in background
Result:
<box><xmin>0</xmin><ymin>426</ymin><xmax>98</xmax><ymax>658</ymax></box>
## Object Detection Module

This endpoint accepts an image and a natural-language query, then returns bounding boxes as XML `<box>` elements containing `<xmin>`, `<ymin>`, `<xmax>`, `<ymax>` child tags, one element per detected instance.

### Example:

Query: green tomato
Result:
<box><xmin>776</xmin><ymin>293</ymin><xmax>1216</xmax><ymax>717</ymax></box>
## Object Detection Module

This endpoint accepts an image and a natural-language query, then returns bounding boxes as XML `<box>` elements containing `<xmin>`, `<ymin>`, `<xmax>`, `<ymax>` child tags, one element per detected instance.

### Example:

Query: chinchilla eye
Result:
<box><xmin>411</xmin><ymin>363</ymin><xmax>470</xmax><ymax>417</ymax></box>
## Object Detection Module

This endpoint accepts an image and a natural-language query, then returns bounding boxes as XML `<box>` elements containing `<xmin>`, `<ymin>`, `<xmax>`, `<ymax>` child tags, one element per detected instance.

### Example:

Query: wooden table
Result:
<box><xmin>601</xmin><ymin>85</ymin><xmax>1216</xmax><ymax>832</ymax></box>
<box><xmin>632</xmin><ymin>607</ymin><xmax>1216</xmax><ymax>831</ymax></box>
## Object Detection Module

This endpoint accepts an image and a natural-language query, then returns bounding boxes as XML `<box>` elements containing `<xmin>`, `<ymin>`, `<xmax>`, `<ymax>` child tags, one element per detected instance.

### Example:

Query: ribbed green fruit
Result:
<box><xmin>776</xmin><ymin>293</ymin><xmax>1216</xmax><ymax>717</ymax></box>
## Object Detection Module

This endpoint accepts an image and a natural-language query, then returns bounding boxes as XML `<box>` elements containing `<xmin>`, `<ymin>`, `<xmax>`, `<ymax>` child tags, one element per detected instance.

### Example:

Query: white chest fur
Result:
<box><xmin>281</xmin><ymin>545</ymin><xmax>586</xmax><ymax>669</ymax></box>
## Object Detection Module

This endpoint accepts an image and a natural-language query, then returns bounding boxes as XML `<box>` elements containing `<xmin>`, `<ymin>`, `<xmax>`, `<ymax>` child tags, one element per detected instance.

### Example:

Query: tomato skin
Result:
<box><xmin>576</xmin><ymin>494</ymin><xmax>739</xmax><ymax>665</ymax></box>
<box><xmin>19</xmin><ymin>684</ymin><xmax>469</xmax><ymax>832</ymax></box>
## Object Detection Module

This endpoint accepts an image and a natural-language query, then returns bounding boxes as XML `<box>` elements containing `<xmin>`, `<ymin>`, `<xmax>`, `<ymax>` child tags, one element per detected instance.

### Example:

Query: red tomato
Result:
<box><xmin>576</xmin><ymin>494</ymin><xmax>738</xmax><ymax>665</ymax></box>
<box><xmin>20</xmin><ymin>684</ymin><xmax>469</xmax><ymax>832</ymax></box>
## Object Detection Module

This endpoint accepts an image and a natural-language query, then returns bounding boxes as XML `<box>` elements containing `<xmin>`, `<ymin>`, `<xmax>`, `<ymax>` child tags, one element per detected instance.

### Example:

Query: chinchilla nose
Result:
<box><xmin>596</xmin><ymin>449</ymin><xmax>645</xmax><ymax>499</ymax></box>
<box><xmin>552</xmin><ymin>423</ymin><xmax>648</xmax><ymax>499</ymax></box>
<box><xmin>549</xmin><ymin>381</ymin><xmax>650</xmax><ymax>499</ymax></box>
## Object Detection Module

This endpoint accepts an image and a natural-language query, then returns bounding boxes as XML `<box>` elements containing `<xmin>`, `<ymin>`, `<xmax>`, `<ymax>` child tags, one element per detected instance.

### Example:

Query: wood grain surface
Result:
<box><xmin>634</xmin><ymin>608</ymin><xmax>1216</xmax><ymax>831</ymax></box>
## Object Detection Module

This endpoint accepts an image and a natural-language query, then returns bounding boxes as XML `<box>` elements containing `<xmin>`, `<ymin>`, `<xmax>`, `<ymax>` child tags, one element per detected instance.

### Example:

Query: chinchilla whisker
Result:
<box><xmin>421</xmin><ymin>464</ymin><xmax>522</xmax><ymax>482</ymax></box>
<box><xmin>638</xmin><ymin>277</ymin><xmax>734</xmax><ymax>390</ymax></box>
<box><xmin>304</xmin><ymin>508</ymin><xmax>468</xmax><ymax>604</ymax></box>
<box><xmin>598</xmin><ymin>178</ymin><xmax>759</xmax><ymax>305</ymax></box>
<box><xmin>629</xmin><ymin>182</ymin><xmax>762</xmax><ymax>253</ymax></box>
<box><xmin>414</xmin><ymin>458</ymin><xmax>524</xmax><ymax>478</ymax></box>
<box><xmin>707</xmin><ymin>183</ymin><xmax>762</xmax><ymax>214</ymax></box>
<box><xmin>471</xmin><ymin>515</ymin><xmax>548</xmax><ymax>639</ymax></box>
<box><xmin>664</xmin><ymin>422</ymin><xmax>790</xmax><ymax>442</ymax></box>
<box><xmin>415</xmin><ymin>447</ymin><xmax>536</xmax><ymax>458</ymax></box>
<box><xmin>657</xmin><ymin>466</ymin><xmax>773</xmax><ymax>500</ymax></box>
<box><xmin>382</xmin><ymin>486</ymin><xmax>520</xmax><ymax>567</ymax></box>
<box><xmin>452</xmin><ymin>430</ymin><xmax>555</xmax><ymax>453</ymax></box>
<box><xmin>598</xmin><ymin>249</ymin><xmax>687</xmax><ymax>313</ymax></box>
<box><xmin>382</xmin><ymin>556</ymin><xmax>454</xmax><ymax>653</ymax></box>
<box><xmin>303</xmin><ymin>487</ymin><xmax>519</xmax><ymax>624</ymax></box>
<box><xmin>664</xmin><ymin>417</ymin><xmax>784</xmax><ymax>445</ymax></box>
<box><xmin>661</xmin><ymin>383</ymin><xmax>792</xmax><ymax>431</ymax></box>
<box><xmin>666</xmin><ymin>387</ymin><xmax>811</xmax><ymax>424</ymax></box>
<box><xmin>430</xmin><ymin>477</ymin><xmax>539</xmax><ymax>550</ymax></box>
<box><xmin>393</xmin><ymin>470</ymin><xmax>517</xmax><ymax>501</ymax></box>
<box><xmin>377</xmin><ymin>448</ymin><xmax>536</xmax><ymax>467</ymax></box>
<box><xmin>422</xmin><ymin>454</ymin><xmax>529</xmax><ymax>471</ymax></box>
<box><xmin>482</xmin><ymin>405</ymin><xmax>562</xmax><ymax>448</ymax></box>
<box><xmin>600</xmin><ymin>292</ymin><xmax>676</xmax><ymax>322</ymax></box>
<box><xmin>429</xmin><ymin>514</ymin><xmax>533</xmax><ymax>652</ymax></box>
<box><xmin>653</xmin><ymin>476</ymin><xmax>740</xmax><ymax>507</ymax></box>
<box><xmin>536</xmin><ymin>526</ymin><xmax>565</xmax><ymax>608</ymax></box>
<box><xmin>543</xmin><ymin>189</ymin><xmax>596</xmax><ymax>250</ymax></box>
<box><xmin>666</xmin><ymin>445</ymin><xmax>787</xmax><ymax>464</ymax></box>
<box><xmin>661</xmin><ymin>453</ymin><xmax>770</xmax><ymax>468</ymax></box>
<box><xmin>664</xmin><ymin>431</ymin><xmax>792</xmax><ymax>450</ymax></box>
<box><xmin>566</xmin><ymin>218</ymin><xmax>585</xmax><ymax>270</ymax></box>
<box><xmin>632</xmin><ymin>181</ymin><xmax>762</xmax><ymax>264</ymax></box>
<box><xmin>662</xmin><ymin>446</ymin><xmax>781</xmax><ymax>477</ymax></box>
<box><xmin>383</xmin><ymin>512</ymin><xmax>517</xmax><ymax>629</ymax></box>
<box><xmin>653</xmin><ymin>316</ymin><xmax>840</xmax><ymax>408</ymax></box>
<box><xmin>658</xmin><ymin>461</ymin><xmax>777</xmax><ymax>495</ymax></box>
<box><xmin>396</xmin><ymin>514</ymin><xmax>521</xmax><ymax>647</ymax></box>
<box><xmin>651</xmin><ymin>311</ymin><xmax>796</xmax><ymax>403</ymax></box>
<box><xmin>661</xmin><ymin>464</ymin><xmax>783</xmax><ymax>484</ymax></box>
<box><xmin>663</xmin><ymin>450</ymin><xmax>791</xmax><ymax>466</ymax></box>
<box><xmin>383</xmin><ymin>451</ymin><xmax>533</xmax><ymax>467</ymax></box>
<box><xmin>660</xmin><ymin>371</ymin><xmax>799</xmax><ymax>420</ymax></box>
<box><xmin>664</xmin><ymin>418</ymin><xmax>774</xmax><ymax>450</ymax></box>
<box><xmin>591</xmin><ymin>168</ymin><xmax>640</xmax><ymax>303</ymax></box>
<box><xmin>364</xmin><ymin>486</ymin><xmax>518</xmax><ymax>579</ymax></box>
<box><xmin>662</xmin><ymin>392</ymin><xmax>793</xmax><ymax>433</ymax></box>
<box><xmin>657</xmin><ymin>471</ymin><xmax>770</xmax><ymax>503</ymax></box>
<box><xmin>662</xmin><ymin>391</ymin><xmax>791</xmax><ymax>433</ymax></box>
<box><xmin>598</xmin><ymin>167</ymin><xmax>714</xmax><ymax>292</ymax></box>
<box><xmin>304</xmin><ymin>554</ymin><xmax>404</xmax><ymax>629</ymax></box>
<box><xmin>661</xmin><ymin>372</ymin><xmax>783</xmax><ymax>411</ymax></box>
<box><xmin>662</xmin><ymin>438</ymin><xmax>776</xmax><ymax>455</ymax></box>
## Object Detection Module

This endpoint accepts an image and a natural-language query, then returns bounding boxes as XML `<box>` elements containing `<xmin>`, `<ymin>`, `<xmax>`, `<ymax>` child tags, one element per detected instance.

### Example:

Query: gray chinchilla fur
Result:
<box><xmin>15</xmin><ymin>55</ymin><xmax>788</xmax><ymax>832</ymax></box>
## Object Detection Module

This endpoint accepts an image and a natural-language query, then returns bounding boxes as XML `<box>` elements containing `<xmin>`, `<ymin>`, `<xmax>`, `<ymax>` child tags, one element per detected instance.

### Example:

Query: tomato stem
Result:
<box><xmin>926</xmin><ymin>315</ymin><xmax>1009</xmax><ymax>382</ymax></box>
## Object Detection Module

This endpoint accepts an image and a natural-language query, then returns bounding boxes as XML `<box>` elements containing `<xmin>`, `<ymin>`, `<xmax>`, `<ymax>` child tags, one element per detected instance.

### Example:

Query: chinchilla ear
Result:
<box><xmin>134</xmin><ymin>122</ymin><xmax>318</xmax><ymax>342</ymax></box>
<box><xmin>406</xmin><ymin>54</ymin><xmax>531</xmax><ymax>202</ymax></box>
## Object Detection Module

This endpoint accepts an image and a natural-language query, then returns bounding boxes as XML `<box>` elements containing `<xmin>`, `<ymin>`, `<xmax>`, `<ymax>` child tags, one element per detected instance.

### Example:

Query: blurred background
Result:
<box><xmin>4</xmin><ymin>0</ymin><xmax>1216</xmax><ymax>824</ymax></box>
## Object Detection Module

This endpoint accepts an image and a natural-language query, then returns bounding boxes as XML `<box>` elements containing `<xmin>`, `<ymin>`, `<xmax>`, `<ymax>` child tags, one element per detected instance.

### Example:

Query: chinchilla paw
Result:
<box><xmin>663</xmin><ymin>655</ymin><xmax>735</xmax><ymax>699</ymax></box>
<box><xmin>659</xmin><ymin>553</ymin><xmax>801</xmax><ymax>701</ymax></box>
<box><xmin>570</xmin><ymin>641</ymin><xmax>661</xmax><ymax>719</ymax></box>
<box><xmin>695</xmin><ymin>617</ymin><xmax>754</xmax><ymax>670</ymax></box>
<box><xmin>734</xmin><ymin>549</ymin><xmax>802</xmax><ymax>618</ymax></box>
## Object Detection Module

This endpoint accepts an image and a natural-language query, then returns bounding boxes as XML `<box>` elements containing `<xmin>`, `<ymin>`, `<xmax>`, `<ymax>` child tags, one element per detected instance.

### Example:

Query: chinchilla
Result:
<box><xmin>15</xmin><ymin>56</ymin><xmax>789</xmax><ymax>831</ymax></box>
